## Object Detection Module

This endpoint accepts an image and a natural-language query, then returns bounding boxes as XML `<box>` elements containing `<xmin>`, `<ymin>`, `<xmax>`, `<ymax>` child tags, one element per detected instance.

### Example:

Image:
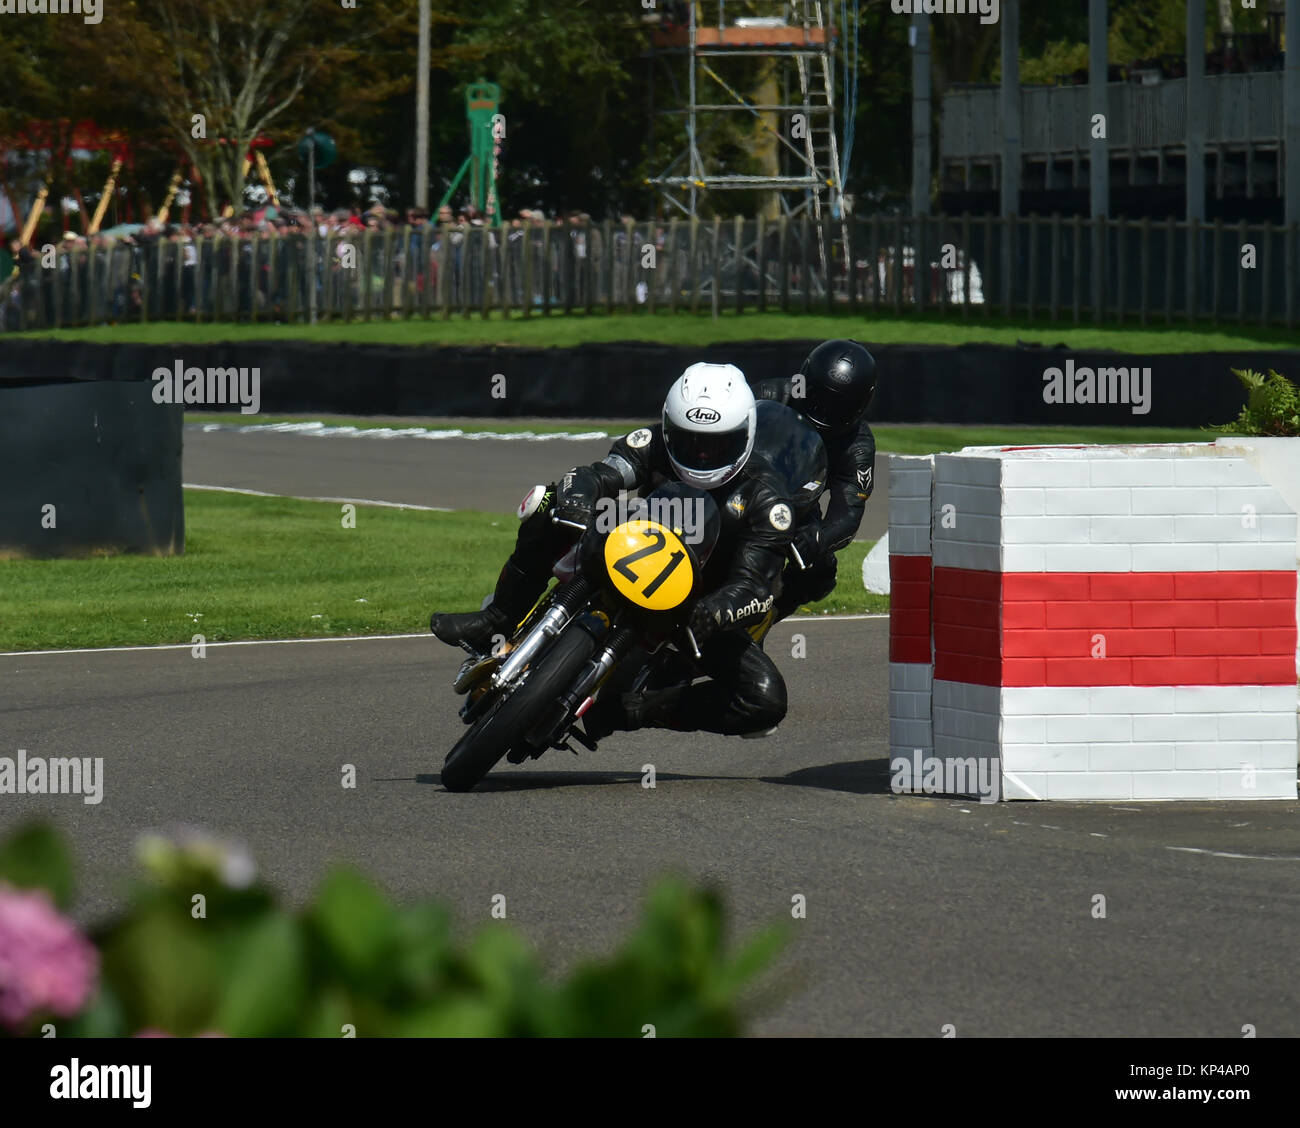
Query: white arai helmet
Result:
<box><xmin>661</xmin><ymin>362</ymin><xmax>757</xmax><ymax>490</ymax></box>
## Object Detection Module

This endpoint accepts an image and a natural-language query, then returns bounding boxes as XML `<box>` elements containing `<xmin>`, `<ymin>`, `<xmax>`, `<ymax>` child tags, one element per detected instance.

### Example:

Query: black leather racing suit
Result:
<box><xmin>506</xmin><ymin>424</ymin><xmax>795</xmax><ymax>735</ymax></box>
<box><xmin>751</xmin><ymin>377</ymin><xmax>876</xmax><ymax>617</ymax></box>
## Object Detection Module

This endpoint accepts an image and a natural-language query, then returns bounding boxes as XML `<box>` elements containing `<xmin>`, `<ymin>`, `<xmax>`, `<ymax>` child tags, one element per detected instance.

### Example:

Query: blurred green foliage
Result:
<box><xmin>0</xmin><ymin>823</ymin><xmax>786</xmax><ymax>1037</ymax></box>
<box><xmin>1219</xmin><ymin>368</ymin><xmax>1300</xmax><ymax>437</ymax></box>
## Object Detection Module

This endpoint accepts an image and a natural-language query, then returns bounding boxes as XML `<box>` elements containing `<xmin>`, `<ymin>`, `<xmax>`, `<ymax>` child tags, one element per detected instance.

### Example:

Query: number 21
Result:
<box><xmin>613</xmin><ymin>528</ymin><xmax>685</xmax><ymax>597</ymax></box>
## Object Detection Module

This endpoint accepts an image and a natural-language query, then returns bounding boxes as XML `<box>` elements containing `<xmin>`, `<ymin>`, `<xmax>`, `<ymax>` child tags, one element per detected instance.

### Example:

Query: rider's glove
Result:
<box><xmin>791</xmin><ymin>523</ymin><xmax>821</xmax><ymax>568</ymax></box>
<box><xmin>688</xmin><ymin>594</ymin><xmax>729</xmax><ymax>645</ymax></box>
<box><xmin>553</xmin><ymin>467</ymin><xmax>600</xmax><ymax>527</ymax></box>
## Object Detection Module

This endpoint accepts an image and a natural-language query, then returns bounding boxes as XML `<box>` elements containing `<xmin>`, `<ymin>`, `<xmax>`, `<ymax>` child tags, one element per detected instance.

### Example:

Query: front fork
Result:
<box><xmin>457</xmin><ymin>576</ymin><xmax>593</xmax><ymax>723</ymax></box>
<box><xmin>523</xmin><ymin>617</ymin><xmax>639</xmax><ymax>752</ymax></box>
<box><xmin>570</xmin><ymin>622</ymin><xmax>639</xmax><ymax>715</ymax></box>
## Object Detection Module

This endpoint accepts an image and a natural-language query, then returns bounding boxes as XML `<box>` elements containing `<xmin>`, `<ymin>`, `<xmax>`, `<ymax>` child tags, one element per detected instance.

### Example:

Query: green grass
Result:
<box><xmin>0</xmin><ymin>491</ymin><xmax>514</xmax><ymax>651</ymax></box>
<box><xmin>798</xmin><ymin>540</ymin><xmax>887</xmax><ymax>618</ymax></box>
<box><xmin>188</xmin><ymin>411</ymin><xmax>1224</xmax><ymax>451</ymax></box>
<box><xmin>19</xmin><ymin>309</ymin><xmax>1300</xmax><ymax>352</ymax></box>
<box><xmin>0</xmin><ymin>490</ymin><xmax>883</xmax><ymax>651</ymax></box>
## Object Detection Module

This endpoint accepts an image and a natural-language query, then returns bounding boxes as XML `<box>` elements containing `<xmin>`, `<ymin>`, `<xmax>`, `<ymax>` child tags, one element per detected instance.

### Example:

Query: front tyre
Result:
<box><xmin>441</xmin><ymin>625</ymin><xmax>597</xmax><ymax>792</ymax></box>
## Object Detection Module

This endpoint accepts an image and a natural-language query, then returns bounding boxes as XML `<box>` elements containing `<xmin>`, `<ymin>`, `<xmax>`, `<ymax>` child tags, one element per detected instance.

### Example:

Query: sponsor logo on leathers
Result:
<box><xmin>722</xmin><ymin>594</ymin><xmax>775</xmax><ymax>624</ymax></box>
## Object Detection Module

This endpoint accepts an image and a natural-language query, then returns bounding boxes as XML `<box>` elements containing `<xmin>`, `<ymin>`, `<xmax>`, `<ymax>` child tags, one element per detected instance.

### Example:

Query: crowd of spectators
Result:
<box><xmin>1</xmin><ymin>201</ymin><xmax>664</xmax><ymax>330</ymax></box>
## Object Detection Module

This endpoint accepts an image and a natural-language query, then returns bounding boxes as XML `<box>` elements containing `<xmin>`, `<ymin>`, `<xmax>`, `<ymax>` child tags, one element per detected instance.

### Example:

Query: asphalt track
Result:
<box><xmin>2</xmin><ymin>424</ymin><xmax>1298</xmax><ymax>1037</ymax></box>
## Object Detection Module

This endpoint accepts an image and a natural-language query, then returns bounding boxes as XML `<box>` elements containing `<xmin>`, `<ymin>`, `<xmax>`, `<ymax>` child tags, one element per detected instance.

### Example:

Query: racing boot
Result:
<box><xmin>619</xmin><ymin>686</ymin><xmax>688</xmax><ymax>732</ymax></box>
<box><xmin>582</xmin><ymin>685</ymin><xmax>686</xmax><ymax>744</ymax></box>
<box><xmin>430</xmin><ymin>559</ymin><xmax>541</xmax><ymax>652</ymax></box>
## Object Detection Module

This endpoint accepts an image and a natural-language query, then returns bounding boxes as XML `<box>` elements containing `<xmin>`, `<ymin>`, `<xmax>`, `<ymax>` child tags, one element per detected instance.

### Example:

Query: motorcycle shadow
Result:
<box><xmin>417</xmin><ymin>769</ymin><xmax>739</xmax><ymax>792</ymax></box>
<box><xmin>418</xmin><ymin>757</ymin><xmax>894</xmax><ymax>795</ymax></box>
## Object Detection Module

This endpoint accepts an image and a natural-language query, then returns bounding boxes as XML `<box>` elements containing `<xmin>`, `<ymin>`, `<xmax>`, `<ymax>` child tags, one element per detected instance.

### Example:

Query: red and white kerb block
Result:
<box><xmin>888</xmin><ymin>445</ymin><xmax>1299</xmax><ymax>801</ymax></box>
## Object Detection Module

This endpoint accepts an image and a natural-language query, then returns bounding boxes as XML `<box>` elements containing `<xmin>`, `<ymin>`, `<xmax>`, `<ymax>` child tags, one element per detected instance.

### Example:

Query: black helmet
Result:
<box><xmin>797</xmin><ymin>339</ymin><xmax>876</xmax><ymax>434</ymax></box>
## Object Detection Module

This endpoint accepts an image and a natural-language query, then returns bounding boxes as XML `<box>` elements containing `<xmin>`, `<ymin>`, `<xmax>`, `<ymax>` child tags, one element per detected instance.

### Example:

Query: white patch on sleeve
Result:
<box><xmin>626</xmin><ymin>428</ymin><xmax>652</xmax><ymax>449</ymax></box>
<box><xmin>517</xmin><ymin>484</ymin><xmax>548</xmax><ymax>520</ymax></box>
<box><xmin>769</xmin><ymin>503</ymin><xmax>792</xmax><ymax>531</ymax></box>
<box><xmin>601</xmin><ymin>452</ymin><xmax>637</xmax><ymax>488</ymax></box>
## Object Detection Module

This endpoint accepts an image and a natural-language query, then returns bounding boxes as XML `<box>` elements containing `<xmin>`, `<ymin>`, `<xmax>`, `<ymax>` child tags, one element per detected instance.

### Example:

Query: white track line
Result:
<box><xmin>0</xmin><ymin>633</ymin><xmax>434</xmax><ymax>657</ymax></box>
<box><xmin>189</xmin><ymin>421</ymin><xmax>611</xmax><ymax>442</ymax></box>
<box><xmin>1</xmin><ymin>617</ymin><xmax>886</xmax><ymax>658</ymax></box>
<box><xmin>1165</xmin><ymin>846</ymin><xmax>1300</xmax><ymax>862</ymax></box>
<box><xmin>787</xmin><ymin>613</ymin><xmax>887</xmax><ymax>622</ymax></box>
<box><xmin>183</xmin><ymin>483</ymin><xmax>452</xmax><ymax>511</ymax></box>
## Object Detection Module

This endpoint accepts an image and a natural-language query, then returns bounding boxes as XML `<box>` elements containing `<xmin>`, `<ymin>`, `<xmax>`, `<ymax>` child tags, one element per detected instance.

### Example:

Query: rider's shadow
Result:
<box><xmin>761</xmin><ymin>757</ymin><xmax>895</xmax><ymax>796</ymax></box>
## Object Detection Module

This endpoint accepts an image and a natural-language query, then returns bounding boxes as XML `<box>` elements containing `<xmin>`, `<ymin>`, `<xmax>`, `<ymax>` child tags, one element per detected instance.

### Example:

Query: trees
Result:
<box><xmin>14</xmin><ymin>1</ymin><xmax>1262</xmax><ymax>223</ymax></box>
<box><xmin>140</xmin><ymin>0</ymin><xmax>426</xmax><ymax>219</ymax></box>
<box><xmin>0</xmin><ymin>7</ymin><xmax>170</xmax><ymax>234</ymax></box>
<box><xmin>441</xmin><ymin>0</ymin><xmax>650</xmax><ymax>216</ymax></box>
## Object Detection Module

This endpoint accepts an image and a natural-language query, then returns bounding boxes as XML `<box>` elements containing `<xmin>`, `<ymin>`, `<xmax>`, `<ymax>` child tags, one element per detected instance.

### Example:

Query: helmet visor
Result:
<box><xmin>803</xmin><ymin>388</ymin><xmax>861</xmax><ymax>433</ymax></box>
<box><xmin>663</xmin><ymin>419</ymin><xmax>749</xmax><ymax>475</ymax></box>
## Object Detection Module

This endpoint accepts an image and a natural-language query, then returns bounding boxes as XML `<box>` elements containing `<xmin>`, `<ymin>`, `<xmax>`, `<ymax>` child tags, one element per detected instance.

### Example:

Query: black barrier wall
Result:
<box><xmin>0</xmin><ymin>377</ymin><xmax>184</xmax><ymax>557</ymax></box>
<box><xmin>0</xmin><ymin>339</ymin><xmax>1282</xmax><ymax>426</ymax></box>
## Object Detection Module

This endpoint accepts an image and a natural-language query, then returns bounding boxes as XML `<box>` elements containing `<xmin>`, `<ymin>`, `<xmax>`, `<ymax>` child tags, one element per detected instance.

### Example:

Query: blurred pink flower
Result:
<box><xmin>0</xmin><ymin>884</ymin><xmax>98</xmax><ymax>1031</ymax></box>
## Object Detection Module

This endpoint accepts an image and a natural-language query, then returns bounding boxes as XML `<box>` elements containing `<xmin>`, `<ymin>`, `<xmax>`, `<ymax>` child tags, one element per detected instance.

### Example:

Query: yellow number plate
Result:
<box><xmin>603</xmin><ymin>520</ymin><xmax>695</xmax><ymax>610</ymax></box>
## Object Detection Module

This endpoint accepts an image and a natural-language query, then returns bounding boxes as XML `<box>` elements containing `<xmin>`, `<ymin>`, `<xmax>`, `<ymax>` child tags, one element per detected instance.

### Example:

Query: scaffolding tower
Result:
<box><xmin>645</xmin><ymin>1</ymin><xmax>843</xmax><ymax>225</ymax></box>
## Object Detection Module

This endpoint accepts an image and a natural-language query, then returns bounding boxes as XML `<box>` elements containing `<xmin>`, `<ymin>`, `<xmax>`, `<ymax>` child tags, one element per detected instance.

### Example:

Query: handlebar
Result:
<box><xmin>550</xmin><ymin>512</ymin><xmax>590</xmax><ymax>532</ymax></box>
<box><xmin>789</xmin><ymin>541</ymin><xmax>808</xmax><ymax>570</ymax></box>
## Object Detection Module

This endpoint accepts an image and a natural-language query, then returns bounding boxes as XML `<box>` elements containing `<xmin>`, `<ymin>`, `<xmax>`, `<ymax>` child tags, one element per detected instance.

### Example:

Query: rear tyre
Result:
<box><xmin>441</xmin><ymin>625</ymin><xmax>597</xmax><ymax>792</ymax></box>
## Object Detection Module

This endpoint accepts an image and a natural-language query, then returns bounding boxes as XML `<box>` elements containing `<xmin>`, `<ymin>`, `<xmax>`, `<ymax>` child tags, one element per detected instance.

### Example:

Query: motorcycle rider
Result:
<box><xmin>430</xmin><ymin>363</ymin><xmax>796</xmax><ymax>738</ymax></box>
<box><xmin>751</xmin><ymin>339</ymin><xmax>877</xmax><ymax>631</ymax></box>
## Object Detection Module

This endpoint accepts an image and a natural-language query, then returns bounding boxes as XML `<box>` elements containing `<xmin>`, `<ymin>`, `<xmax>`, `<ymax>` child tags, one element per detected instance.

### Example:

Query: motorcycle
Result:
<box><xmin>439</xmin><ymin>400</ymin><xmax>827</xmax><ymax>792</ymax></box>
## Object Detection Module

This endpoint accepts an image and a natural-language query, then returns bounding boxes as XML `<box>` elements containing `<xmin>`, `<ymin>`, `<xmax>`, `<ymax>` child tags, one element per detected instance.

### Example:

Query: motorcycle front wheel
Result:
<box><xmin>440</xmin><ymin>625</ymin><xmax>597</xmax><ymax>792</ymax></box>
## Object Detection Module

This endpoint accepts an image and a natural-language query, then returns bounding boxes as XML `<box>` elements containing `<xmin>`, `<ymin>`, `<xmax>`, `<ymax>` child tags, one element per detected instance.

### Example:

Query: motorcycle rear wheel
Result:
<box><xmin>441</xmin><ymin>625</ymin><xmax>597</xmax><ymax>792</ymax></box>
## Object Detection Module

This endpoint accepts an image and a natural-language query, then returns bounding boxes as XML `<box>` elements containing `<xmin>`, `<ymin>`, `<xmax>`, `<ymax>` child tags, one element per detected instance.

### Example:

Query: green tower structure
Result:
<box><xmin>438</xmin><ymin>79</ymin><xmax>503</xmax><ymax>225</ymax></box>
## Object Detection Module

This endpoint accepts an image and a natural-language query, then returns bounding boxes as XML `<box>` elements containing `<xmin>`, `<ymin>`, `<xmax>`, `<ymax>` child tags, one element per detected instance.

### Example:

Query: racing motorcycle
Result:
<box><xmin>439</xmin><ymin>400</ymin><xmax>827</xmax><ymax>792</ymax></box>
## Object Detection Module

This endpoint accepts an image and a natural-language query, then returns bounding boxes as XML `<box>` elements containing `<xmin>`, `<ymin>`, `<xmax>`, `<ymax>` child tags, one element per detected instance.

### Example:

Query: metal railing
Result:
<box><xmin>942</xmin><ymin>72</ymin><xmax>1284</xmax><ymax>164</ymax></box>
<box><xmin>3</xmin><ymin>212</ymin><xmax>1298</xmax><ymax>331</ymax></box>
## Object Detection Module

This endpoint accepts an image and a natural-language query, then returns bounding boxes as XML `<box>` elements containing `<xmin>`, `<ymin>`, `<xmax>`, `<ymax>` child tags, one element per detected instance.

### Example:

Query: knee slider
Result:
<box><xmin>739</xmin><ymin>666</ymin><xmax>787</xmax><ymax>728</ymax></box>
